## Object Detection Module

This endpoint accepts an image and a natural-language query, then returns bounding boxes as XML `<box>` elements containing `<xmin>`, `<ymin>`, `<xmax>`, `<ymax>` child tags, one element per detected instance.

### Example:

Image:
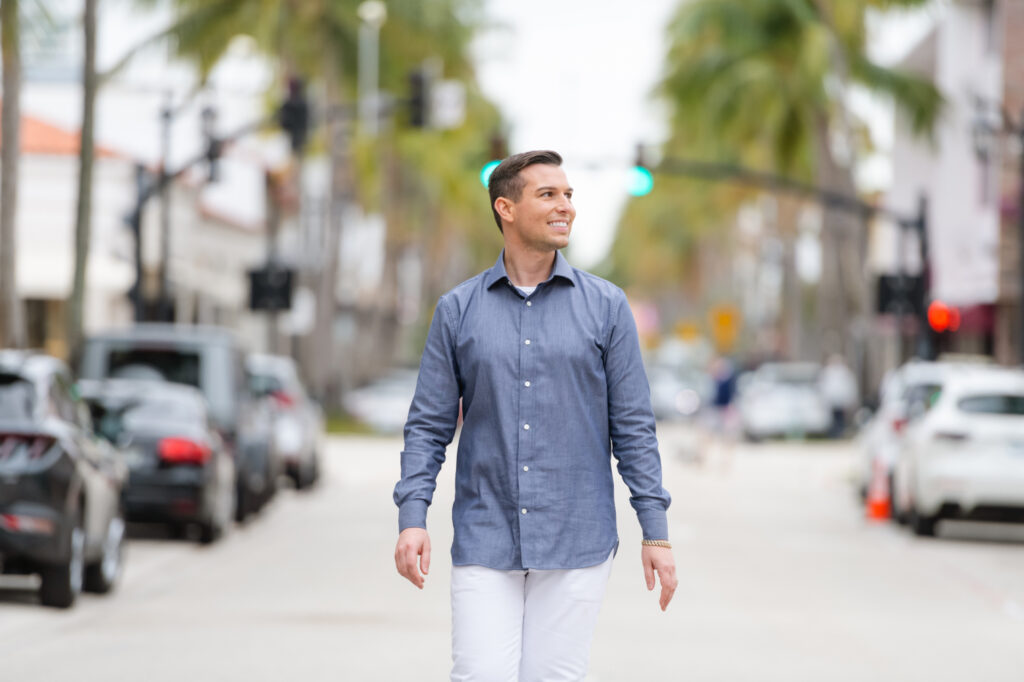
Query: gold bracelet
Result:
<box><xmin>642</xmin><ymin>539</ymin><xmax>672</xmax><ymax>549</ymax></box>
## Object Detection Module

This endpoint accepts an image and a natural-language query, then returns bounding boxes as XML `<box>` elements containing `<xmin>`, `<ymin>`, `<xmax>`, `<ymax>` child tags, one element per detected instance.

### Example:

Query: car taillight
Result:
<box><xmin>0</xmin><ymin>434</ymin><xmax>56</xmax><ymax>462</ymax></box>
<box><xmin>892</xmin><ymin>418</ymin><xmax>908</xmax><ymax>434</ymax></box>
<box><xmin>271</xmin><ymin>391</ymin><xmax>297</xmax><ymax>408</ymax></box>
<box><xmin>158</xmin><ymin>437</ymin><xmax>211</xmax><ymax>465</ymax></box>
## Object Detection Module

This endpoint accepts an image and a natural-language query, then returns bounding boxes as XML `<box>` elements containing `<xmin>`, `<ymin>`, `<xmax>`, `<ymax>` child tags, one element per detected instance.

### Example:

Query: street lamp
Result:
<box><xmin>971</xmin><ymin>97</ymin><xmax>1024</xmax><ymax>364</ymax></box>
<box><xmin>358</xmin><ymin>1</ymin><xmax>387</xmax><ymax>137</ymax></box>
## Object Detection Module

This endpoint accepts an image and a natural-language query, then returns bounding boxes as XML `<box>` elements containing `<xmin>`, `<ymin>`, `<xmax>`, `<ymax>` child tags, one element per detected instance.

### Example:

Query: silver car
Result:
<box><xmin>246</xmin><ymin>354</ymin><xmax>324</xmax><ymax>490</ymax></box>
<box><xmin>737</xmin><ymin>362</ymin><xmax>830</xmax><ymax>440</ymax></box>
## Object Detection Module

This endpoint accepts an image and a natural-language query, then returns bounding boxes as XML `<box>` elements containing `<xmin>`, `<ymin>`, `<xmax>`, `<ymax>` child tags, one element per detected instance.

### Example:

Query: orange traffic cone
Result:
<box><xmin>866</xmin><ymin>458</ymin><xmax>891</xmax><ymax>521</ymax></box>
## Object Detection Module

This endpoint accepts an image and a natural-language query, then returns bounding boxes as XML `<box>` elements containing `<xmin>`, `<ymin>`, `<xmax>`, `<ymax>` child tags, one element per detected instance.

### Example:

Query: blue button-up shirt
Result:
<box><xmin>393</xmin><ymin>250</ymin><xmax>671</xmax><ymax>570</ymax></box>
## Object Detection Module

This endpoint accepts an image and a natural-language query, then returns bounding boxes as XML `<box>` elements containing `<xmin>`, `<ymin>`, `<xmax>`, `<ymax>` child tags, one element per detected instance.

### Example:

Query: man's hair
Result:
<box><xmin>488</xmin><ymin>150</ymin><xmax>563</xmax><ymax>232</ymax></box>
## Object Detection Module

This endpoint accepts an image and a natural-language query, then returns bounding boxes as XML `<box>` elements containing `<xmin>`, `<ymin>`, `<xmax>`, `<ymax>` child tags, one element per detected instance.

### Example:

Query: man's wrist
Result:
<box><xmin>641</xmin><ymin>539</ymin><xmax>672</xmax><ymax>549</ymax></box>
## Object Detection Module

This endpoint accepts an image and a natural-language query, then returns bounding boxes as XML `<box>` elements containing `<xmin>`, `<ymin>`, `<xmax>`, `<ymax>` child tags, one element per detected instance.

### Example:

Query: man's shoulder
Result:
<box><xmin>437</xmin><ymin>269</ymin><xmax>492</xmax><ymax>310</ymax></box>
<box><xmin>569</xmin><ymin>266</ymin><xmax>627</xmax><ymax>303</ymax></box>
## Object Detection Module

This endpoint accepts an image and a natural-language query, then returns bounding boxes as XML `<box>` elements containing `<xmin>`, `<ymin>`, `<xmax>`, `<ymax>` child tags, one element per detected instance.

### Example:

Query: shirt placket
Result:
<box><xmin>516</xmin><ymin>286</ymin><xmax>537</xmax><ymax>564</ymax></box>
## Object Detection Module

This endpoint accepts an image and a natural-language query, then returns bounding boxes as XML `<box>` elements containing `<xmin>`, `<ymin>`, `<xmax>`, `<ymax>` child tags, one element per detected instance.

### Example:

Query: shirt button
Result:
<box><xmin>521</xmin><ymin>508</ymin><xmax>528</xmax><ymax>514</ymax></box>
<box><xmin>524</xmin><ymin>381</ymin><xmax>531</xmax><ymax>387</ymax></box>
<box><xmin>523</xmin><ymin>424</ymin><xmax>530</xmax><ymax>430</ymax></box>
<box><xmin>526</xmin><ymin>301</ymin><xmax>532</xmax><ymax>307</ymax></box>
<box><xmin>524</xmin><ymin>339</ymin><xmax>531</xmax><ymax>345</ymax></box>
<box><xmin>523</xmin><ymin>466</ymin><xmax>529</xmax><ymax>472</ymax></box>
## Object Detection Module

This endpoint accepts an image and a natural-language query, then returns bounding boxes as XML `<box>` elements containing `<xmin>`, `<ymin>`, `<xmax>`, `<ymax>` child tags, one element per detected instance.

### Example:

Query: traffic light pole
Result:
<box><xmin>653</xmin><ymin>156</ymin><xmax>933</xmax><ymax>359</ymax></box>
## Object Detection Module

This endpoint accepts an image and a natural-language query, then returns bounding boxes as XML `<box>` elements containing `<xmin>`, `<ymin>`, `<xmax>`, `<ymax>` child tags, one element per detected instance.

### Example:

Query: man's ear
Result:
<box><xmin>494</xmin><ymin>197</ymin><xmax>515</xmax><ymax>224</ymax></box>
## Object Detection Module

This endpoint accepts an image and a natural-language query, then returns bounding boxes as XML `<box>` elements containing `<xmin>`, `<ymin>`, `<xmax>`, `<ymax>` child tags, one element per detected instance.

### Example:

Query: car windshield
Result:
<box><xmin>0</xmin><ymin>374</ymin><xmax>34</xmax><ymax>420</ymax></box>
<box><xmin>248</xmin><ymin>372</ymin><xmax>284</xmax><ymax>396</ymax></box>
<box><xmin>957</xmin><ymin>394</ymin><xmax>1024</xmax><ymax>416</ymax></box>
<box><xmin>902</xmin><ymin>383</ymin><xmax>942</xmax><ymax>407</ymax></box>
<box><xmin>761</xmin><ymin>365</ymin><xmax>818</xmax><ymax>386</ymax></box>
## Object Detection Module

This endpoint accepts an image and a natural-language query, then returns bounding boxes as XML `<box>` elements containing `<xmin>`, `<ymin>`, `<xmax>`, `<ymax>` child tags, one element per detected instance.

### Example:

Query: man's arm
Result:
<box><xmin>603</xmin><ymin>290</ymin><xmax>677</xmax><ymax>610</ymax></box>
<box><xmin>392</xmin><ymin>298</ymin><xmax>461</xmax><ymax>588</ymax></box>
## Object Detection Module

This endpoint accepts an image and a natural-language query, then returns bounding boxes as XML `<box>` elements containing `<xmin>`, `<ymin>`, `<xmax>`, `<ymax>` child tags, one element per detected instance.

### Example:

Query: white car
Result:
<box><xmin>893</xmin><ymin>366</ymin><xmax>1024</xmax><ymax>536</ymax></box>
<box><xmin>737</xmin><ymin>362</ymin><xmax>830</xmax><ymax>440</ymax></box>
<box><xmin>856</xmin><ymin>360</ymin><xmax>950</xmax><ymax>501</ymax></box>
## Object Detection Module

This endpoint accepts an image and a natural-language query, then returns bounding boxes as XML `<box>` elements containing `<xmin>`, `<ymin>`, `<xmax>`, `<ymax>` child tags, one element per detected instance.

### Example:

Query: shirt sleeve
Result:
<box><xmin>393</xmin><ymin>296</ymin><xmax>462</xmax><ymax>532</ymax></box>
<box><xmin>603</xmin><ymin>290</ymin><xmax>672</xmax><ymax>540</ymax></box>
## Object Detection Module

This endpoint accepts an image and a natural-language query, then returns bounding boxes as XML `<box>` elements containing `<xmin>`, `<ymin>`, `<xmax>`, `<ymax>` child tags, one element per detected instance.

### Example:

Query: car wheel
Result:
<box><xmin>234</xmin><ymin>484</ymin><xmax>250</xmax><ymax>523</ymax></box>
<box><xmin>39</xmin><ymin>515</ymin><xmax>85</xmax><ymax>608</ymax></box>
<box><xmin>198</xmin><ymin>518</ymin><xmax>222</xmax><ymax>545</ymax></box>
<box><xmin>909</xmin><ymin>506</ymin><xmax>938</xmax><ymax>537</ymax></box>
<box><xmin>84</xmin><ymin>511</ymin><xmax>125</xmax><ymax>594</ymax></box>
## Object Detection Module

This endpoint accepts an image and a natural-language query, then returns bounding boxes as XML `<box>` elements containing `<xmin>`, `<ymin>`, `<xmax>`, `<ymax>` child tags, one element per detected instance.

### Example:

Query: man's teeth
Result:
<box><xmin>549</xmin><ymin>221</ymin><xmax>568</xmax><ymax>227</ymax></box>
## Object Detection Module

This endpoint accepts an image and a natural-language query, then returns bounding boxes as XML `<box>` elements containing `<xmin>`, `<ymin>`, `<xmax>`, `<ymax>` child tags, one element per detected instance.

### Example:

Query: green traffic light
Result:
<box><xmin>627</xmin><ymin>166</ymin><xmax>654</xmax><ymax>196</ymax></box>
<box><xmin>480</xmin><ymin>160</ymin><xmax>501</xmax><ymax>188</ymax></box>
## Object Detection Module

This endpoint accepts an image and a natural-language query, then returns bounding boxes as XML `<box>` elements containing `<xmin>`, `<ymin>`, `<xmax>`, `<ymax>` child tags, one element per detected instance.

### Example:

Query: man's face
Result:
<box><xmin>502</xmin><ymin>164</ymin><xmax>575</xmax><ymax>252</ymax></box>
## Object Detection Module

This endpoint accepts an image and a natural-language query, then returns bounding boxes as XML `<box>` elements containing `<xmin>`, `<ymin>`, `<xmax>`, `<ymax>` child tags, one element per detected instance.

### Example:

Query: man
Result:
<box><xmin>393</xmin><ymin>150</ymin><xmax>676</xmax><ymax>681</ymax></box>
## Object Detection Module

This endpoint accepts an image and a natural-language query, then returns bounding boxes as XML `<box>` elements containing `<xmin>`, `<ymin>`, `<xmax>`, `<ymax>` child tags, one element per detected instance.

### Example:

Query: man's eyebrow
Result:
<box><xmin>535</xmin><ymin>185</ymin><xmax>573</xmax><ymax>193</ymax></box>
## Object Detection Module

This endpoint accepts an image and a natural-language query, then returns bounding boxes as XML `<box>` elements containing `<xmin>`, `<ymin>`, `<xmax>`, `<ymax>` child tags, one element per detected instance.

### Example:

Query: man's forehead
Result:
<box><xmin>521</xmin><ymin>163</ymin><xmax>571</xmax><ymax>189</ymax></box>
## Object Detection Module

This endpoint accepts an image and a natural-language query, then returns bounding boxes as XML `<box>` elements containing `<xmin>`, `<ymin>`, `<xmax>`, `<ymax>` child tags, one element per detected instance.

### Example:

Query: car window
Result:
<box><xmin>957</xmin><ymin>394</ymin><xmax>1024</xmax><ymax>415</ymax></box>
<box><xmin>106</xmin><ymin>348</ymin><xmax>201</xmax><ymax>386</ymax></box>
<box><xmin>0</xmin><ymin>374</ymin><xmax>35</xmax><ymax>420</ymax></box>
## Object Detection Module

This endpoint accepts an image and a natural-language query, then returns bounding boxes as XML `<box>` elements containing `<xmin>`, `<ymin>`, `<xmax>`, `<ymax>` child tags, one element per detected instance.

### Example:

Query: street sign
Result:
<box><xmin>876</xmin><ymin>274</ymin><xmax>924</xmax><ymax>316</ymax></box>
<box><xmin>249</xmin><ymin>266</ymin><xmax>294</xmax><ymax>311</ymax></box>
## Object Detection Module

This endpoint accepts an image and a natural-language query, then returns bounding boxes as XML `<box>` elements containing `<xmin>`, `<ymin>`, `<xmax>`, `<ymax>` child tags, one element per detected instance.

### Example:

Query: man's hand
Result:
<box><xmin>395</xmin><ymin>527</ymin><xmax>431</xmax><ymax>589</ymax></box>
<box><xmin>641</xmin><ymin>545</ymin><xmax>677</xmax><ymax>611</ymax></box>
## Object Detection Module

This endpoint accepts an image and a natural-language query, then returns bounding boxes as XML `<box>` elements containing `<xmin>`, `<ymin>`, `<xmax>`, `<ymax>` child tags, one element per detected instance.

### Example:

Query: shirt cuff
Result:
<box><xmin>398</xmin><ymin>499</ymin><xmax>429</xmax><ymax>532</ymax></box>
<box><xmin>637</xmin><ymin>509</ymin><xmax>669</xmax><ymax>542</ymax></box>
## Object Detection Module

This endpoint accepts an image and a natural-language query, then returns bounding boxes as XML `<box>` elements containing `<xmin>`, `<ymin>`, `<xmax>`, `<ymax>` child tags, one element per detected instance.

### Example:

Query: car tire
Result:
<box><xmin>234</xmin><ymin>484</ymin><xmax>250</xmax><ymax>523</ymax></box>
<box><xmin>910</xmin><ymin>506</ymin><xmax>938</xmax><ymax>537</ymax></box>
<box><xmin>39</xmin><ymin>514</ymin><xmax>85</xmax><ymax>609</ymax></box>
<box><xmin>198</xmin><ymin>518</ymin><xmax>222</xmax><ymax>545</ymax></box>
<box><xmin>84</xmin><ymin>511</ymin><xmax>125</xmax><ymax>594</ymax></box>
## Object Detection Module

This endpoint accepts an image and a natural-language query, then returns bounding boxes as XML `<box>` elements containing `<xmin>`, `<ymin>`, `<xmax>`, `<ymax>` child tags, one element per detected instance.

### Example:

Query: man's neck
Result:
<box><xmin>503</xmin><ymin>245</ymin><xmax>557</xmax><ymax>288</ymax></box>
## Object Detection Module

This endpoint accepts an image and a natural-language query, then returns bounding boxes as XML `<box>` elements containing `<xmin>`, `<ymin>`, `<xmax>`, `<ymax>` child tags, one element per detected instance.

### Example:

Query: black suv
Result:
<box><xmin>78</xmin><ymin>325</ymin><xmax>281</xmax><ymax>521</ymax></box>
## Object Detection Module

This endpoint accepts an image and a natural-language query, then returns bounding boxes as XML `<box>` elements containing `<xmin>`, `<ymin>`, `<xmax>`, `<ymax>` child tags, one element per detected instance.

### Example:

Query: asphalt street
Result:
<box><xmin>2</xmin><ymin>426</ymin><xmax>1024</xmax><ymax>681</ymax></box>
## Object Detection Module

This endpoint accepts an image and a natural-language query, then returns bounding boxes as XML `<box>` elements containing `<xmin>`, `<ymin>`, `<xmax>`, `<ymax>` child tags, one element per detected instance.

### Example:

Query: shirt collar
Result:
<box><xmin>485</xmin><ymin>250</ymin><xmax>578</xmax><ymax>290</ymax></box>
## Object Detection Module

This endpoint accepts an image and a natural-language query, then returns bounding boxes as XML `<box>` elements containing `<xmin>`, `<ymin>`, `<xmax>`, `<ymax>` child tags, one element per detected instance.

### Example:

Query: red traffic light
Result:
<box><xmin>927</xmin><ymin>300</ymin><xmax>961</xmax><ymax>332</ymax></box>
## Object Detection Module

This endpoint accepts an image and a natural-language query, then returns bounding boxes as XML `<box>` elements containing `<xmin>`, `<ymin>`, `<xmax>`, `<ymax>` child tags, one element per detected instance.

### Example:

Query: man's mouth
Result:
<box><xmin>549</xmin><ymin>221</ymin><xmax>569</xmax><ymax>229</ymax></box>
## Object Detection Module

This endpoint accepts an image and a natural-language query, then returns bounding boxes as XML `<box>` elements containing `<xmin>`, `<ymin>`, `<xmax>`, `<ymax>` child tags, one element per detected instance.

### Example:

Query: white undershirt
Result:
<box><xmin>516</xmin><ymin>286</ymin><xmax>537</xmax><ymax>297</ymax></box>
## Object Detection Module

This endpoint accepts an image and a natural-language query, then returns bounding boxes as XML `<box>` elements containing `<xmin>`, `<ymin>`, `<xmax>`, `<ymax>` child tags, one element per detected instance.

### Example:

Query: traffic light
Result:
<box><xmin>628</xmin><ymin>144</ymin><xmax>654</xmax><ymax>196</ymax></box>
<box><xmin>409</xmin><ymin>68</ymin><xmax>430</xmax><ymax>128</ymax></box>
<box><xmin>480</xmin><ymin>132</ymin><xmax>507</xmax><ymax>187</ymax></box>
<box><xmin>927</xmin><ymin>300</ymin><xmax>961</xmax><ymax>333</ymax></box>
<box><xmin>278</xmin><ymin>77</ymin><xmax>309</xmax><ymax>154</ymax></box>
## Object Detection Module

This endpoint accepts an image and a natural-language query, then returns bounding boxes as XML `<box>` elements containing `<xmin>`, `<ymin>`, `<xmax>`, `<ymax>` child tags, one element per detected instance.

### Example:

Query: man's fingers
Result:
<box><xmin>657</xmin><ymin>567</ymin><xmax>678</xmax><ymax>611</ymax></box>
<box><xmin>421</xmin><ymin>539</ymin><xmax>431</xmax><ymax>576</ymax></box>
<box><xmin>643</xmin><ymin>558</ymin><xmax>655</xmax><ymax>591</ymax></box>
<box><xmin>404</xmin><ymin>547</ymin><xmax>424</xmax><ymax>588</ymax></box>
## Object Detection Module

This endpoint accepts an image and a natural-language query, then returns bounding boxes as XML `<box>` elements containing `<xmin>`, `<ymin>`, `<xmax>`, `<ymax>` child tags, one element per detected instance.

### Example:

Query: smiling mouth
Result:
<box><xmin>548</xmin><ymin>221</ymin><xmax>569</xmax><ymax>229</ymax></box>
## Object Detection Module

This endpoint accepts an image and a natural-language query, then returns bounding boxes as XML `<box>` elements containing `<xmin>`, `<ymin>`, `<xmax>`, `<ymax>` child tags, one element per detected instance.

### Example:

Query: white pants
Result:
<box><xmin>450</xmin><ymin>552</ymin><xmax>614</xmax><ymax>682</ymax></box>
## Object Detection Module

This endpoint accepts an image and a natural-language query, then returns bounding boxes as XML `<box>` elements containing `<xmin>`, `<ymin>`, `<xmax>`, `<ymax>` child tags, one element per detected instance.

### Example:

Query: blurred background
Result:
<box><xmin>2</xmin><ymin>1</ymin><xmax>1024</xmax><ymax>680</ymax></box>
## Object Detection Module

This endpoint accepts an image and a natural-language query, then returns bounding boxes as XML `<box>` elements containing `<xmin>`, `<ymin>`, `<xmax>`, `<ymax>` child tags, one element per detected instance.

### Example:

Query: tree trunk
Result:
<box><xmin>1</xmin><ymin>0</ymin><xmax>25</xmax><ymax>348</ymax></box>
<box><xmin>68</xmin><ymin>0</ymin><xmax>98</xmax><ymax>355</ymax></box>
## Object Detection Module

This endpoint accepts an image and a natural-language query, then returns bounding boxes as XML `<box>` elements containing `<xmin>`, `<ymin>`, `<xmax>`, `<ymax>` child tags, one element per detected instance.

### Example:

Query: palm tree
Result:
<box><xmin>645</xmin><ymin>0</ymin><xmax>943</xmax><ymax>357</ymax></box>
<box><xmin>67</xmin><ymin>0</ymin><xmax>97</xmax><ymax>354</ymax></box>
<box><xmin>1</xmin><ymin>0</ymin><xmax>26</xmax><ymax>348</ymax></box>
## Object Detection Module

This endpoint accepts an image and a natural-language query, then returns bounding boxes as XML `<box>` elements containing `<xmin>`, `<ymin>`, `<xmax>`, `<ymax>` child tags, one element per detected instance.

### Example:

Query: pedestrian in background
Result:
<box><xmin>820</xmin><ymin>353</ymin><xmax>858</xmax><ymax>438</ymax></box>
<box><xmin>393</xmin><ymin>150</ymin><xmax>676</xmax><ymax>681</ymax></box>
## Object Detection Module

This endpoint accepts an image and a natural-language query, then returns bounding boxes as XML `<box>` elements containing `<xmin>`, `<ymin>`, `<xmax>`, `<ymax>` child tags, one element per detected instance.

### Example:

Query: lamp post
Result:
<box><xmin>357</xmin><ymin>1</ymin><xmax>387</xmax><ymax>137</ymax></box>
<box><xmin>971</xmin><ymin>99</ymin><xmax>1024</xmax><ymax>365</ymax></box>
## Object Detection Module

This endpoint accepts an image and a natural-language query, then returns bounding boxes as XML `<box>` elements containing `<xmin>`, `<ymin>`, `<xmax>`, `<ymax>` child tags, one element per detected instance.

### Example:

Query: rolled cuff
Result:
<box><xmin>398</xmin><ymin>499</ymin><xmax>429</xmax><ymax>532</ymax></box>
<box><xmin>637</xmin><ymin>509</ymin><xmax>669</xmax><ymax>542</ymax></box>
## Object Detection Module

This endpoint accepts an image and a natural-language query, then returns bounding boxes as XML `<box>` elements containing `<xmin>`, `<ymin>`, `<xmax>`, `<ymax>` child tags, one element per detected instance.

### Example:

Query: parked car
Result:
<box><xmin>80</xmin><ymin>380</ymin><xmax>235</xmax><ymax>543</ymax></box>
<box><xmin>343</xmin><ymin>368</ymin><xmax>419</xmax><ymax>435</ymax></box>
<box><xmin>893</xmin><ymin>365</ymin><xmax>1024</xmax><ymax>536</ymax></box>
<box><xmin>856</xmin><ymin>360</ymin><xmax>950</xmax><ymax>502</ymax></box>
<box><xmin>246</xmin><ymin>353</ymin><xmax>323</xmax><ymax>489</ymax></box>
<box><xmin>737</xmin><ymin>362</ymin><xmax>831</xmax><ymax>440</ymax></box>
<box><xmin>78</xmin><ymin>324</ymin><xmax>281</xmax><ymax>522</ymax></box>
<box><xmin>646</xmin><ymin>364</ymin><xmax>712</xmax><ymax>422</ymax></box>
<box><xmin>0</xmin><ymin>351</ymin><xmax>126</xmax><ymax>608</ymax></box>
